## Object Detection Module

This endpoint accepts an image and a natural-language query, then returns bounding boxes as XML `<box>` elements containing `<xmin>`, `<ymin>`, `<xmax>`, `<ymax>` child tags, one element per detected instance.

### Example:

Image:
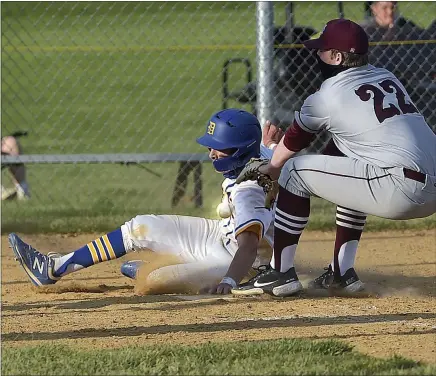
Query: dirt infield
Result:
<box><xmin>2</xmin><ymin>230</ymin><xmax>435</xmax><ymax>363</ymax></box>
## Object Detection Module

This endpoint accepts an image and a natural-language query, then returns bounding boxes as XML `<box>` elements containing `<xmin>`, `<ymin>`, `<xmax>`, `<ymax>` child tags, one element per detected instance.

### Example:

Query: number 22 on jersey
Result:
<box><xmin>355</xmin><ymin>79</ymin><xmax>418</xmax><ymax>123</ymax></box>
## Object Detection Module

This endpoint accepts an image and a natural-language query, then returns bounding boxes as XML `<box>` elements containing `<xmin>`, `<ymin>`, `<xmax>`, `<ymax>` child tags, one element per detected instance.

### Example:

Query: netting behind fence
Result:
<box><xmin>1</xmin><ymin>1</ymin><xmax>435</xmax><ymax>230</ymax></box>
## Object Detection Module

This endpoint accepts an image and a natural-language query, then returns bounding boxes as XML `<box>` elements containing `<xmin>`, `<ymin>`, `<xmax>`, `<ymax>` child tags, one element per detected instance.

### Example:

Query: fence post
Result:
<box><xmin>256</xmin><ymin>2</ymin><xmax>274</xmax><ymax>128</ymax></box>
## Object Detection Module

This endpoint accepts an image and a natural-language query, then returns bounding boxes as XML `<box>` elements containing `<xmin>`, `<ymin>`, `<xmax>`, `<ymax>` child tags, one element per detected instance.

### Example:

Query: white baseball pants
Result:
<box><xmin>120</xmin><ymin>215</ymin><xmax>233</xmax><ymax>286</ymax></box>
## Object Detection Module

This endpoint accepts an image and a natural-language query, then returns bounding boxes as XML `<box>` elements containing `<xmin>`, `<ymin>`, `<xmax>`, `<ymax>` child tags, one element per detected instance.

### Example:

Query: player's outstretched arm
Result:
<box><xmin>208</xmin><ymin>230</ymin><xmax>259</xmax><ymax>295</ymax></box>
<box><xmin>268</xmin><ymin>137</ymin><xmax>296</xmax><ymax>177</ymax></box>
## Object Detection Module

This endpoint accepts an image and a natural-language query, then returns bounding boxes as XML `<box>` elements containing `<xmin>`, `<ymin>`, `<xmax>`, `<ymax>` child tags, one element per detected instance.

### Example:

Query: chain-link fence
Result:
<box><xmin>251</xmin><ymin>1</ymin><xmax>435</xmax><ymax>154</ymax></box>
<box><xmin>1</xmin><ymin>2</ymin><xmax>435</xmax><ymax>231</ymax></box>
<box><xmin>259</xmin><ymin>1</ymin><xmax>436</xmax><ymax>154</ymax></box>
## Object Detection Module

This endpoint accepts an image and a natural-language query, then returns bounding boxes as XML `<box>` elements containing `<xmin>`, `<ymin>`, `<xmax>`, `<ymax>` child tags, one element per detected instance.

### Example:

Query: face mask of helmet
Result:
<box><xmin>316</xmin><ymin>54</ymin><xmax>348</xmax><ymax>81</ymax></box>
<box><xmin>212</xmin><ymin>144</ymin><xmax>256</xmax><ymax>179</ymax></box>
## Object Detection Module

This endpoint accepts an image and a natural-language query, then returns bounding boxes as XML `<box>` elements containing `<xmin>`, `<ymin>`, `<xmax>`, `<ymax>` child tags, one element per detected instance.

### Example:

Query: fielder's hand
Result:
<box><xmin>236</xmin><ymin>158</ymin><xmax>279</xmax><ymax>209</ymax></box>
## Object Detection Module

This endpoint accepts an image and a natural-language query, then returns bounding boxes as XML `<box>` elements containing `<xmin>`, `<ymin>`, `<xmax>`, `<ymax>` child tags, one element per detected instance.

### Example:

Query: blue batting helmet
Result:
<box><xmin>197</xmin><ymin>109</ymin><xmax>262</xmax><ymax>179</ymax></box>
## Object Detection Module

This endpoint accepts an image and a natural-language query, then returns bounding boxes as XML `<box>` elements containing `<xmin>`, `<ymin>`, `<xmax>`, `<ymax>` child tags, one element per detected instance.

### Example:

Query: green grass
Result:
<box><xmin>1</xmin><ymin>2</ymin><xmax>435</xmax><ymax>233</ymax></box>
<box><xmin>2</xmin><ymin>339</ymin><xmax>435</xmax><ymax>375</ymax></box>
<box><xmin>2</xmin><ymin>160</ymin><xmax>435</xmax><ymax>234</ymax></box>
<box><xmin>2</xmin><ymin>161</ymin><xmax>435</xmax><ymax>234</ymax></box>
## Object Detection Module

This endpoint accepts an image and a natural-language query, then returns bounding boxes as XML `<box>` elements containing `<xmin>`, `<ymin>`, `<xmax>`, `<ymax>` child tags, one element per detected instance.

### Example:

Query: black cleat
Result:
<box><xmin>307</xmin><ymin>265</ymin><xmax>335</xmax><ymax>290</ymax></box>
<box><xmin>337</xmin><ymin>267</ymin><xmax>365</xmax><ymax>293</ymax></box>
<box><xmin>231</xmin><ymin>264</ymin><xmax>271</xmax><ymax>295</ymax></box>
<box><xmin>308</xmin><ymin>265</ymin><xmax>364</xmax><ymax>293</ymax></box>
<box><xmin>232</xmin><ymin>265</ymin><xmax>302</xmax><ymax>297</ymax></box>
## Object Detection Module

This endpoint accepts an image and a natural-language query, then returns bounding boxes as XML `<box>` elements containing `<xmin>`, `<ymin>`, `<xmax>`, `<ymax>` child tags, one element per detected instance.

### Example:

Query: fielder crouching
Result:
<box><xmin>9</xmin><ymin>109</ymin><xmax>282</xmax><ymax>295</ymax></box>
<box><xmin>233</xmin><ymin>18</ymin><xmax>436</xmax><ymax>297</ymax></box>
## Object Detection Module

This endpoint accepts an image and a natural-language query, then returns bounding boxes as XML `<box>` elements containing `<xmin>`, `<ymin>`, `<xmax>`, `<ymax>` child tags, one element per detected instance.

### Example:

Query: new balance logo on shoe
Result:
<box><xmin>9</xmin><ymin>233</ymin><xmax>59</xmax><ymax>287</ymax></box>
<box><xmin>33</xmin><ymin>258</ymin><xmax>44</xmax><ymax>274</ymax></box>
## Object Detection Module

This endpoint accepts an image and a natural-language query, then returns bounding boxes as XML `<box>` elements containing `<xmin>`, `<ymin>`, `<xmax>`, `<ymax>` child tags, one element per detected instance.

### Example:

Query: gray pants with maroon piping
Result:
<box><xmin>278</xmin><ymin>155</ymin><xmax>436</xmax><ymax>220</ymax></box>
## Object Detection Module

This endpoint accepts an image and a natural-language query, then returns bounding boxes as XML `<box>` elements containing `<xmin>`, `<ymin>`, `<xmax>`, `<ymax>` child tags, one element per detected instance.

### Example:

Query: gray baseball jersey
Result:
<box><xmin>279</xmin><ymin>64</ymin><xmax>436</xmax><ymax>220</ymax></box>
<box><xmin>295</xmin><ymin>65</ymin><xmax>436</xmax><ymax>175</ymax></box>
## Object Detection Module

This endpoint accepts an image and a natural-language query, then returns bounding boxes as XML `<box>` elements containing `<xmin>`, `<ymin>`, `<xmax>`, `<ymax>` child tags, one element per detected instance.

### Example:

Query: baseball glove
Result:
<box><xmin>236</xmin><ymin>158</ymin><xmax>279</xmax><ymax>209</ymax></box>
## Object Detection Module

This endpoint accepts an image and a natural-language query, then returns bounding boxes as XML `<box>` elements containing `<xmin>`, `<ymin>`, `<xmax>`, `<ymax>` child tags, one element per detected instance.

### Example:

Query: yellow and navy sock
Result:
<box><xmin>54</xmin><ymin>228</ymin><xmax>126</xmax><ymax>277</ymax></box>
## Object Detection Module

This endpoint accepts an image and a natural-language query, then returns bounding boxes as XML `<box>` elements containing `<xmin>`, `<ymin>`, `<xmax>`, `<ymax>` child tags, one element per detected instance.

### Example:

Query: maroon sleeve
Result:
<box><xmin>283</xmin><ymin>121</ymin><xmax>316</xmax><ymax>152</ymax></box>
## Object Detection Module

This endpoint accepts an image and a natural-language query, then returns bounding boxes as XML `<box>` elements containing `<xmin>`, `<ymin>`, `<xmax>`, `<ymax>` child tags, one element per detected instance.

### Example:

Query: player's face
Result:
<box><xmin>208</xmin><ymin>148</ymin><xmax>235</xmax><ymax>161</ymax></box>
<box><xmin>317</xmin><ymin>49</ymin><xmax>343</xmax><ymax>66</ymax></box>
<box><xmin>371</xmin><ymin>1</ymin><xmax>396</xmax><ymax>28</ymax></box>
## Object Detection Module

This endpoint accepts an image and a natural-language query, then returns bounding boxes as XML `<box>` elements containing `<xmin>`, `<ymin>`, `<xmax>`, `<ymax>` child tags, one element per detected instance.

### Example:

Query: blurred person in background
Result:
<box><xmin>360</xmin><ymin>1</ymin><xmax>425</xmax><ymax>38</ymax></box>
<box><xmin>1</xmin><ymin>134</ymin><xmax>30</xmax><ymax>200</ymax></box>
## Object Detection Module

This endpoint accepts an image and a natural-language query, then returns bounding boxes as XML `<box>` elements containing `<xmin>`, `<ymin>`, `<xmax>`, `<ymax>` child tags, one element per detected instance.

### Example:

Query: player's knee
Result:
<box><xmin>279</xmin><ymin>158</ymin><xmax>299</xmax><ymax>186</ymax></box>
<box><xmin>123</xmin><ymin>214</ymin><xmax>156</xmax><ymax>242</ymax></box>
<box><xmin>279</xmin><ymin>158</ymin><xmax>311</xmax><ymax>196</ymax></box>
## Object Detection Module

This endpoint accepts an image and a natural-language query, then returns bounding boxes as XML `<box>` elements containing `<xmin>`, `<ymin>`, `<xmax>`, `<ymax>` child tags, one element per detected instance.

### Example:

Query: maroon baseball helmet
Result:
<box><xmin>304</xmin><ymin>18</ymin><xmax>369</xmax><ymax>54</ymax></box>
